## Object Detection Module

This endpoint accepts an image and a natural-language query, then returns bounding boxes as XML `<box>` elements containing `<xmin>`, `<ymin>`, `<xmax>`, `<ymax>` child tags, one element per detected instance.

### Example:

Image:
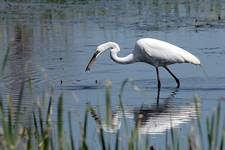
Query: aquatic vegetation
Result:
<box><xmin>0</xmin><ymin>78</ymin><xmax>224</xmax><ymax>149</ymax></box>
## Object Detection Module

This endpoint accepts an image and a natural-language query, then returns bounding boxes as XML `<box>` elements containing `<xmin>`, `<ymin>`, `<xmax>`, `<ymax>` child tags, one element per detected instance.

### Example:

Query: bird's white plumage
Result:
<box><xmin>134</xmin><ymin>38</ymin><xmax>200</xmax><ymax>66</ymax></box>
<box><xmin>86</xmin><ymin>38</ymin><xmax>201</xmax><ymax>88</ymax></box>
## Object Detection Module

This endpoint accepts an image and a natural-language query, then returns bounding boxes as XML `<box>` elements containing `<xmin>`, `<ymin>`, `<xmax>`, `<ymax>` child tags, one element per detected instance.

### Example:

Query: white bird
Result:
<box><xmin>85</xmin><ymin>38</ymin><xmax>200</xmax><ymax>89</ymax></box>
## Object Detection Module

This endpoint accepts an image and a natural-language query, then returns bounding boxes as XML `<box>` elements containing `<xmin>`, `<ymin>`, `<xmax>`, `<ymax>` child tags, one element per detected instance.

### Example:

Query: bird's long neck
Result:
<box><xmin>108</xmin><ymin>42</ymin><xmax>135</xmax><ymax>64</ymax></box>
<box><xmin>110</xmin><ymin>52</ymin><xmax>134</xmax><ymax>64</ymax></box>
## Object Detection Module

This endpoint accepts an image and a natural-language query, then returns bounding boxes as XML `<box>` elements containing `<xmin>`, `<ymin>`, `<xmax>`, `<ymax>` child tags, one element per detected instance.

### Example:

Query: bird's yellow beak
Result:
<box><xmin>85</xmin><ymin>51</ymin><xmax>99</xmax><ymax>71</ymax></box>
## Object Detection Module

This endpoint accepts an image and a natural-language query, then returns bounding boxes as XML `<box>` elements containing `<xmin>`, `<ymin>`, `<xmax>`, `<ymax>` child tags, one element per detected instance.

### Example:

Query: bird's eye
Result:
<box><xmin>96</xmin><ymin>50</ymin><xmax>100</xmax><ymax>54</ymax></box>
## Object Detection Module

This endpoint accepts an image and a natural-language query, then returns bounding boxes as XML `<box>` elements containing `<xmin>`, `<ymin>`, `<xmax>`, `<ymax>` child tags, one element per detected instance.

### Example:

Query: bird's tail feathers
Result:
<box><xmin>183</xmin><ymin>53</ymin><xmax>201</xmax><ymax>65</ymax></box>
<box><xmin>191</xmin><ymin>56</ymin><xmax>201</xmax><ymax>65</ymax></box>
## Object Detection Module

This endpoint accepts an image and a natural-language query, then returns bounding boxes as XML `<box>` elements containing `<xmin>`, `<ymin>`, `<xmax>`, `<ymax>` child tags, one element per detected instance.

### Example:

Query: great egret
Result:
<box><xmin>85</xmin><ymin>38</ymin><xmax>200</xmax><ymax>89</ymax></box>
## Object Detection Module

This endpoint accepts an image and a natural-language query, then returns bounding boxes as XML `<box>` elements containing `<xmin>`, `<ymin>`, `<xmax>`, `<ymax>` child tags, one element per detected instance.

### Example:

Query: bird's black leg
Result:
<box><xmin>164</xmin><ymin>66</ymin><xmax>180</xmax><ymax>88</ymax></box>
<box><xmin>156</xmin><ymin>67</ymin><xmax>161</xmax><ymax>89</ymax></box>
<box><xmin>156</xmin><ymin>67</ymin><xmax>161</xmax><ymax>103</ymax></box>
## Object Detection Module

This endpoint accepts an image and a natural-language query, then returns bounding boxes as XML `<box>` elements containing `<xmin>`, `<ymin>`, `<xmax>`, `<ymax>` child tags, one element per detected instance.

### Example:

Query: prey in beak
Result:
<box><xmin>85</xmin><ymin>51</ymin><xmax>100</xmax><ymax>71</ymax></box>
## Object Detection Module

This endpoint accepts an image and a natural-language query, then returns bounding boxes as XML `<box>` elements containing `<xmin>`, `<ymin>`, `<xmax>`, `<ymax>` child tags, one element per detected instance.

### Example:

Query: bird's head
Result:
<box><xmin>85</xmin><ymin>49</ymin><xmax>101</xmax><ymax>72</ymax></box>
<box><xmin>85</xmin><ymin>42</ymin><xmax>119</xmax><ymax>71</ymax></box>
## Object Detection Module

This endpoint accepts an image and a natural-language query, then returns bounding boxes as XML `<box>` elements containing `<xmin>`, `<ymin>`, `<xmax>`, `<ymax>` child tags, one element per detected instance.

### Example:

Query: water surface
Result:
<box><xmin>0</xmin><ymin>0</ymin><xmax>225</xmax><ymax>149</ymax></box>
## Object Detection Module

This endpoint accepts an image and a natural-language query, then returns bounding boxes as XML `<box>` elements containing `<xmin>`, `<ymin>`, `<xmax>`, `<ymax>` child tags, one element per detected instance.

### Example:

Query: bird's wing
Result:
<box><xmin>135</xmin><ymin>38</ymin><xmax>200</xmax><ymax>66</ymax></box>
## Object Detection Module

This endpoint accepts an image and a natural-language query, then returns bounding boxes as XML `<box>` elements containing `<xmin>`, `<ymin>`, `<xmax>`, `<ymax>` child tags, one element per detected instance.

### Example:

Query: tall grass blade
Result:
<box><xmin>38</xmin><ymin>104</ymin><xmax>44</xmax><ymax>137</ymax></box>
<box><xmin>46</xmin><ymin>93</ymin><xmax>53</xmax><ymax>123</ymax></box>
<box><xmin>188</xmin><ymin>136</ymin><xmax>191</xmax><ymax>150</ymax></box>
<box><xmin>215</xmin><ymin>102</ymin><xmax>221</xmax><ymax>149</ymax></box>
<box><xmin>81</xmin><ymin>108</ymin><xmax>88</xmax><ymax>150</ymax></box>
<box><xmin>128</xmin><ymin>119</ymin><xmax>141</xmax><ymax>150</ymax></box>
<box><xmin>118</xmin><ymin>78</ymin><xmax>129</xmax><ymax>99</ymax></box>
<box><xmin>50</xmin><ymin>132</ymin><xmax>55</xmax><ymax>150</ymax></box>
<box><xmin>194</xmin><ymin>96</ymin><xmax>203</xmax><ymax>150</ymax></box>
<box><xmin>43</xmin><ymin>129</ymin><xmax>50</xmax><ymax>150</ymax></box>
<box><xmin>0</xmin><ymin>96</ymin><xmax>11</xmax><ymax>148</ymax></box>
<box><xmin>7</xmin><ymin>96</ymin><xmax>14</xmax><ymax>146</ymax></box>
<box><xmin>118</xmin><ymin>79</ymin><xmax>130</xmax><ymax>134</ymax></box>
<box><xmin>0</xmin><ymin>96</ymin><xmax>4</xmax><ymax>114</ymax></box>
<box><xmin>107</xmin><ymin>143</ymin><xmax>110</xmax><ymax>150</ymax></box>
<box><xmin>15</xmin><ymin>81</ymin><xmax>24</xmax><ymax>129</ymax></box>
<box><xmin>219</xmin><ymin>123</ymin><xmax>225</xmax><ymax>150</ymax></box>
<box><xmin>105</xmin><ymin>80</ymin><xmax>112</xmax><ymax>126</ymax></box>
<box><xmin>115</xmin><ymin>130</ymin><xmax>119</xmax><ymax>150</ymax></box>
<box><xmin>57</xmin><ymin>93</ymin><xmax>64</xmax><ymax>150</ymax></box>
<box><xmin>99</xmin><ymin>122</ymin><xmax>106</xmax><ymax>150</ymax></box>
<box><xmin>68</xmin><ymin>112</ymin><xmax>75</xmax><ymax>150</ymax></box>
<box><xmin>26</xmin><ymin>128</ymin><xmax>32</xmax><ymax>150</ymax></box>
<box><xmin>170</xmin><ymin>121</ymin><xmax>175</xmax><ymax>150</ymax></box>
<box><xmin>135</xmin><ymin>116</ymin><xmax>141</xmax><ymax>150</ymax></box>
<box><xmin>43</xmin><ymin>92</ymin><xmax>53</xmax><ymax>150</ymax></box>
<box><xmin>128</xmin><ymin>130</ymin><xmax>134</xmax><ymax>150</ymax></box>
<box><xmin>33</xmin><ymin>112</ymin><xmax>40</xmax><ymax>143</ymax></box>
<box><xmin>88</xmin><ymin>105</ymin><xmax>106</xmax><ymax>150</ymax></box>
<box><xmin>210</xmin><ymin>111</ymin><xmax>215</xmax><ymax>150</ymax></box>
<box><xmin>145</xmin><ymin>135</ymin><xmax>149</xmax><ymax>150</ymax></box>
<box><xmin>1</xmin><ymin>44</ymin><xmax>10</xmax><ymax>75</ymax></box>
<box><xmin>206</xmin><ymin>116</ymin><xmax>211</xmax><ymax>149</ymax></box>
<box><xmin>166</xmin><ymin>131</ymin><xmax>169</xmax><ymax>150</ymax></box>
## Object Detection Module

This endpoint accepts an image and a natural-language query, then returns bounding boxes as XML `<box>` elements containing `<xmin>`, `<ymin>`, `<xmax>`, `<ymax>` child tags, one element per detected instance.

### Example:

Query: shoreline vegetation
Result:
<box><xmin>0</xmin><ymin>78</ymin><xmax>224</xmax><ymax>150</ymax></box>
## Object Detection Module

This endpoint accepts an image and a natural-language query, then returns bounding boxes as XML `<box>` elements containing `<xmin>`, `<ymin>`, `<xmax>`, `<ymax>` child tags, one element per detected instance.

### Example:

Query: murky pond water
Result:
<box><xmin>1</xmin><ymin>0</ymin><xmax>225</xmax><ymax>149</ymax></box>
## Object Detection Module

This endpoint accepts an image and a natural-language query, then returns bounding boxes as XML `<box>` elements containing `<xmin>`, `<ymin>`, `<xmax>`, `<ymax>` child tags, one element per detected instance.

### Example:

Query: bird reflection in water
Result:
<box><xmin>98</xmin><ymin>88</ymin><xmax>196</xmax><ymax>135</ymax></box>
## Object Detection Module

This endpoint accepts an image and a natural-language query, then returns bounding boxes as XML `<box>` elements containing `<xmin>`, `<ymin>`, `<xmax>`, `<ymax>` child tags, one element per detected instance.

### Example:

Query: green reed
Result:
<box><xmin>0</xmin><ymin>77</ymin><xmax>224</xmax><ymax>149</ymax></box>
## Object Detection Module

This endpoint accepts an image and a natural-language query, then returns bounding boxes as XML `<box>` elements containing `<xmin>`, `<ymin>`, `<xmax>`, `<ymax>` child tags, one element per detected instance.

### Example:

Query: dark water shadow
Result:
<box><xmin>58</xmin><ymin>84</ymin><xmax>104</xmax><ymax>90</ymax></box>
